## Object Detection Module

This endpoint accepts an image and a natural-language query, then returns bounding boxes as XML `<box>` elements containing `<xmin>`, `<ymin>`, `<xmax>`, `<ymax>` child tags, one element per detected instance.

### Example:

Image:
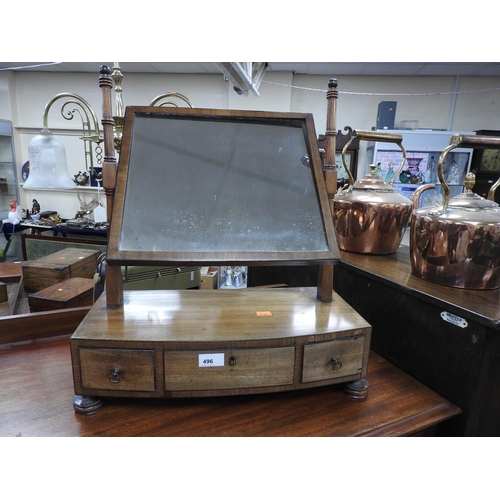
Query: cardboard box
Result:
<box><xmin>22</xmin><ymin>247</ymin><xmax>100</xmax><ymax>292</ymax></box>
<box><xmin>200</xmin><ymin>267</ymin><xmax>218</xmax><ymax>289</ymax></box>
<box><xmin>28</xmin><ymin>277</ymin><xmax>95</xmax><ymax>312</ymax></box>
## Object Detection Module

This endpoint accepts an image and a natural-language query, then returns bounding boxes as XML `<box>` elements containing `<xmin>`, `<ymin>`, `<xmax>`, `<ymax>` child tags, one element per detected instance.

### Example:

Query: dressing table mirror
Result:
<box><xmin>70</xmin><ymin>68</ymin><xmax>371</xmax><ymax>415</ymax></box>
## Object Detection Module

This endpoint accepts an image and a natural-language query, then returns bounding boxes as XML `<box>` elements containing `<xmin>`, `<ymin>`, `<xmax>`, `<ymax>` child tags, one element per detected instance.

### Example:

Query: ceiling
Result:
<box><xmin>2</xmin><ymin>62</ymin><xmax>500</xmax><ymax>77</ymax></box>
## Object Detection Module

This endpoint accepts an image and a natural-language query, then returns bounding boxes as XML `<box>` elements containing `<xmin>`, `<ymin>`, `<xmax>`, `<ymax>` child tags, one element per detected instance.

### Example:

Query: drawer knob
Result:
<box><xmin>331</xmin><ymin>357</ymin><xmax>342</xmax><ymax>370</ymax></box>
<box><xmin>229</xmin><ymin>356</ymin><xmax>237</xmax><ymax>366</ymax></box>
<box><xmin>109</xmin><ymin>368</ymin><xmax>122</xmax><ymax>383</ymax></box>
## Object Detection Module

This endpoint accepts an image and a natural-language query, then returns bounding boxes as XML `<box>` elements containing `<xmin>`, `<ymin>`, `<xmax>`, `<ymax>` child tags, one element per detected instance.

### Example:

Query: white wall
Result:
<box><xmin>2</xmin><ymin>66</ymin><xmax>500</xmax><ymax>217</ymax></box>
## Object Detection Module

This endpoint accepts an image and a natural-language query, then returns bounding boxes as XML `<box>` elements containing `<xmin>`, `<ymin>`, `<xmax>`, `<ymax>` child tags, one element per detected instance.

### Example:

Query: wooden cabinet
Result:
<box><xmin>71</xmin><ymin>287</ymin><xmax>371</xmax><ymax>406</ymax></box>
<box><xmin>333</xmin><ymin>246</ymin><xmax>500</xmax><ymax>436</ymax></box>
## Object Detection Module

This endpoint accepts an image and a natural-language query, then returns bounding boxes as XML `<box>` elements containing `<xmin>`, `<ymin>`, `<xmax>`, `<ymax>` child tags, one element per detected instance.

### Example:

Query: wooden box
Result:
<box><xmin>28</xmin><ymin>277</ymin><xmax>95</xmax><ymax>312</ymax></box>
<box><xmin>200</xmin><ymin>267</ymin><xmax>218</xmax><ymax>289</ymax></box>
<box><xmin>22</xmin><ymin>248</ymin><xmax>100</xmax><ymax>292</ymax></box>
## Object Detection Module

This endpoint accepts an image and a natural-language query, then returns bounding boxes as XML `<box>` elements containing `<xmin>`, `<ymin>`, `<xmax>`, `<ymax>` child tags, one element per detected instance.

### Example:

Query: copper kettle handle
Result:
<box><xmin>437</xmin><ymin>135</ymin><xmax>500</xmax><ymax>211</ymax></box>
<box><xmin>412</xmin><ymin>183</ymin><xmax>436</xmax><ymax>210</ymax></box>
<box><xmin>340</xmin><ymin>128</ymin><xmax>407</xmax><ymax>194</ymax></box>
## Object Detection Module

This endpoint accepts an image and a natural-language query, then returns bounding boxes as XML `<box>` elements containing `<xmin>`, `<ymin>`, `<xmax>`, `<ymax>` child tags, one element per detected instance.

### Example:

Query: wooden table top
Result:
<box><xmin>72</xmin><ymin>287</ymin><xmax>370</xmax><ymax>343</ymax></box>
<box><xmin>338</xmin><ymin>245</ymin><xmax>500</xmax><ymax>329</ymax></box>
<box><xmin>0</xmin><ymin>335</ymin><xmax>460</xmax><ymax>437</ymax></box>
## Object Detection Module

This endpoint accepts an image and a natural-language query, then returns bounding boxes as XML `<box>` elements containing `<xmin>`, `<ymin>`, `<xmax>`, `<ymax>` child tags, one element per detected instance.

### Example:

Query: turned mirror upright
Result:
<box><xmin>70</xmin><ymin>67</ymin><xmax>371</xmax><ymax>415</ymax></box>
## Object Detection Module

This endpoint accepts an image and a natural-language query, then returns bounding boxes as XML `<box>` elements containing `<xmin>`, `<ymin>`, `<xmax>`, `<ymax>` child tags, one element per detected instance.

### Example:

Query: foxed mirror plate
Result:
<box><xmin>107</xmin><ymin>107</ymin><xmax>339</xmax><ymax>266</ymax></box>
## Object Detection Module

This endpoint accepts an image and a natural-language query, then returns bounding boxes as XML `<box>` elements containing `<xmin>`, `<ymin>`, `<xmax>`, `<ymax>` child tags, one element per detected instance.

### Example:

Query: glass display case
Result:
<box><xmin>0</xmin><ymin>120</ymin><xmax>20</xmax><ymax>221</ymax></box>
<box><xmin>367</xmin><ymin>130</ymin><xmax>474</xmax><ymax>208</ymax></box>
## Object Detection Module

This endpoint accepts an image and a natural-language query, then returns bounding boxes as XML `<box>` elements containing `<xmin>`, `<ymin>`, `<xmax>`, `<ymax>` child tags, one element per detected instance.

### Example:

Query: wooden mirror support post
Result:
<box><xmin>317</xmin><ymin>78</ymin><xmax>338</xmax><ymax>302</ymax></box>
<box><xmin>99</xmin><ymin>65</ymin><xmax>123</xmax><ymax>307</ymax></box>
<box><xmin>319</xmin><ymin>78</ymin><xmax>368</xmax><ymax>398</ymax></box>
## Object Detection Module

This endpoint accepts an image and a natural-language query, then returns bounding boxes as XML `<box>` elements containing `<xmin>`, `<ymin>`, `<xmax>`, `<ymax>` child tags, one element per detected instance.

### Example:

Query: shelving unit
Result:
<box><xmin>0</xmin><ymin>120</ymin><xmax>19</xmax><ymax>221</ymax></box>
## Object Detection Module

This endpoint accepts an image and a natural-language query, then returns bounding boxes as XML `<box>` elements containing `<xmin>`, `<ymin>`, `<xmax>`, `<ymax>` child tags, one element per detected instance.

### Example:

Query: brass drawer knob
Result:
<box><xmin>331</xmin><ymin>357</ymin><xmax>342</xmax><ymax>370</ymax></box>
<box><xmin>109</xmin><ymin>368</ymin><xmax>122</xmax><ymax>383</ymax></box>
<box><xmin>229</xmin><ymin>356</ymin><xmax>236</xmax><ymax>366</ymax></box>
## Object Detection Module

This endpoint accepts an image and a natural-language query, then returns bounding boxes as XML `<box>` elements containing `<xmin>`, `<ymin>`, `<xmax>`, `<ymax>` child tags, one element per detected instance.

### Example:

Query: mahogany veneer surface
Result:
<box><xmin>72</xmin><ymin>287</ymin><xmax>368</xmax><ymax>342</ymax></box>
<box><xmin>0</xmin><ymin>335</ymin><xmax>460</xmax><ymax>437</ymax></box>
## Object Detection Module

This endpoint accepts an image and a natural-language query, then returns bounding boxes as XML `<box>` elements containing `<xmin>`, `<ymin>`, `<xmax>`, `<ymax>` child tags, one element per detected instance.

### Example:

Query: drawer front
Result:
<box><xmin>79</xmin><ymin>347</ymin><xmax>155</xmax><ymax>391</ymax></box>
<box><xmin>164</xmin><ymin>346</ymin><xmax>295</xmax><ymax>391</ymax></box>
<box><xmin>302</xmin><ymin>335</ymin><xmax>366</xmax><ymax>383</ymax></box>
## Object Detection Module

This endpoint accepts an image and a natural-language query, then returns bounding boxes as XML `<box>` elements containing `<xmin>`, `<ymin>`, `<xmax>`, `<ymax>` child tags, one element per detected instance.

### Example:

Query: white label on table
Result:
<box><xmin>441</xmin><ymin>311</ymin><xmax>468</xmax><ymax>329</ymax></box>
<box><xmin>199</xmin><ymin>353</ymin><xmax>224</xmax><ymax>367</ymax></box>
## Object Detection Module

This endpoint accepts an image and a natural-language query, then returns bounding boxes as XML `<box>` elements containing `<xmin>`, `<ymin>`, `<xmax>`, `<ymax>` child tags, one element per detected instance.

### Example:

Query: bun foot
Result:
<box><xmin>74</xmin><ymin>395</ymin><xmax>104</xmax><ymax>415</ymax></box>
<box><xmin>343</xmin><ymin>378</ymin><xmax>369</xmax><ymax>399</ymax></box>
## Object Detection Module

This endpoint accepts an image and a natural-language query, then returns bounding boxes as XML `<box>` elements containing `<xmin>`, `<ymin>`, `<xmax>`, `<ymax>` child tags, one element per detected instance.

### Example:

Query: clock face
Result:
<box><xmin>481</xmin><ymin>149</ymin><xmax>500</xmax><ymax>172</ymax></box>
<box><xmin>74</xmin><ymin>172</ymin><xmax>89</xmax><ymax>185</ymax></box>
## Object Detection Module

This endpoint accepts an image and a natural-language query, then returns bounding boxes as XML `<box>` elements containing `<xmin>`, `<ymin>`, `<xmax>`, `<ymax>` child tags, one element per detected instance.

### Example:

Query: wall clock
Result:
<box><xmin>481</xmin><ymin>149</ymin><xmax>500</xmax><ymax>172</ymax></box>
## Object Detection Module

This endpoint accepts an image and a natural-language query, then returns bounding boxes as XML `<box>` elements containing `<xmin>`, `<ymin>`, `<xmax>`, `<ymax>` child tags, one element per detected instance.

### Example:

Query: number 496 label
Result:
<box><xmin>199</xmin><ymin>353</ymin><xmax>224</xmax><ymax>367</ymax></box>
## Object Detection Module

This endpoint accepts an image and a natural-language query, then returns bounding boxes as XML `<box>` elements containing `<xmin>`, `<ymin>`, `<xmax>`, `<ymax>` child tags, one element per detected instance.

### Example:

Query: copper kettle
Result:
<box><xmin>410</xmin><ymin>134</ymin><xmax>500</xmax><ymax>290</ymax></box>
<box><xmin>333</xmin><ymin>129</ymin><xmax>413</xmax><ymax>254</ymax></box>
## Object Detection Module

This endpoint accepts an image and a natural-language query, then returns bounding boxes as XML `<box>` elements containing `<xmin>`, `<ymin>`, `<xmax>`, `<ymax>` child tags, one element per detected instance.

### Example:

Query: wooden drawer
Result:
<box><xmin>302</xmin><ymin>335</ymin><xmax>366</xmax><ymax>383</ymax></box>
<box><xmin>164</xmin><ymin>346</ymin><xmax>295</xmax><ymax>391</ymax></box>
<box><xmin>79</xmin><ymin>347</ymin><xmax>155</xmax><ymax>392</ymax></box>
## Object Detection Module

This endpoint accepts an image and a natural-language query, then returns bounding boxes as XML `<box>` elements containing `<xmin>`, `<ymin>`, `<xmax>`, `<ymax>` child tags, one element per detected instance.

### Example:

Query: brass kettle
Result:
<box><xmin>333</xmin><ymin>129</ymin><xmax>413</xmax><ymax>254</ymax></box>
<box><xmin>410</xmin><ymin>134</ymin><xmax>500</xmax><ymax>290</ymax></box>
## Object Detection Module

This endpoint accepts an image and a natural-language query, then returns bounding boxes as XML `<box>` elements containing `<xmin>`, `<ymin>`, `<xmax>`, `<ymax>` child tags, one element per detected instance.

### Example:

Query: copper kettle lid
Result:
<box><xmin>415</xmin><ymin>173</ymin><xmax>500</xmax><ymax>223</ymax></box>
<box><xmin>353</xmin><ymin>164</ymin><xmax>396</xmax><ymax>192</ymax></box>
<box><xmin>337</xmin><ymin>164</ymin><xmax>412</xmax><ymax>205</ymax></box>
<box><xmin>448</xmin><ymin>173</ymin><xmax>499</xmax><ymax>210</ymax></box>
